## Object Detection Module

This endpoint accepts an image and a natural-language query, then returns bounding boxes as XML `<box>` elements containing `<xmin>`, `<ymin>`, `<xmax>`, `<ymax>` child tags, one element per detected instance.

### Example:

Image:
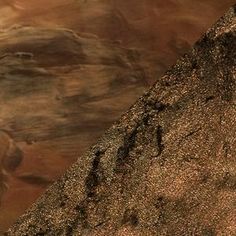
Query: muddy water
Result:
<box><xmin>0</xmin><ymin>0</ymin><xmax>235</xmax><ymax>232</ymax></box>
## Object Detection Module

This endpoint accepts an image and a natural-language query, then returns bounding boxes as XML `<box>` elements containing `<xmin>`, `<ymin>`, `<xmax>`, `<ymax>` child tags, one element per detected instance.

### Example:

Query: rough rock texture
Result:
<box><xmin>7</xmin><ymin>5</ymin><xmax>236</xmax><ymax>236</ymax></box>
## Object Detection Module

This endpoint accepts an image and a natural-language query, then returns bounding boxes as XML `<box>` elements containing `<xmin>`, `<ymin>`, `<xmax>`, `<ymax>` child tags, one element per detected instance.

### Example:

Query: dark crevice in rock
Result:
<box><xmin>85</xmin><ymin>150</ymin><xmax>104</xmax><ymax>198</ymax></box>
<box><xmin>205</xmin><ymin>95</ymin><xmax>215</xmax><ymax>103</ymax></box>
<box><xmin>59</xmin><ymin>201</ymin><xmax>66</xmax><ymax>208</ymax></box>
<box><xmin>73</xmin><ymin>203</ymin><xmax>89</xmax><ymax>230</ymax></box>
<box><xmin>156</xmin><ymin>125</ymin><xmax>164</xmax><ymax>156</ymax></box>
<box><xmin>216</xmin><ymin>172</ymin><xmax>236</xmax><ymax>190</ymax></box>
<box><xmin>191</xmin><ymin>58</ymin><xmax>199</xmax><ymax>70</ymax></box>
<box><xmin>169</xmin><ymin>94</ymin><xmax>195</xmax><ymax>114</ymax></box>
<box><xmin>146</xmin><ymin>97</ymin><xmax>169</xmax><ymax>113</ymax></box>
<box><xmin>155</xmin><ymin>102</ymin><xmax>169</xmax><ymax>112</ymax></box>
<box><xmin>57</xmin><ymin>180</ymin><xmax>69</xmax><ymax>209</ymax></box>
<box><xmin>220</xmin><ymin>74</ymin><xmax>235</xmax><ymax>102</ymax></box>
<box><xmin>184</xmin><ymin>127</ymin><xmax>201</xmax><ymax>139</ymax></box>
<box><xmin>154</xmin><ymin>196</ymin><xmax>167</xmax><ymax>208</ymax></box>
<box><xmin>182</xmin><ymin>155</ymin><xmax>199</xmax><ymax>163</ymax></box>
<box><xmin>115</xmin><ymin>126</ymin><xmax>138</xmax><ymax>173</ymax></box>
<box><xmin>202</xmin><ymin>227</ymin><xmax>216</xmax><ymax>236</ymax></box>
<box><xmin>154</xmin><ymin>196</ymin><xmax>167</xmax><ymax>225</ymax></box>
<box><xmin>142</xmin><ymin>114</ymin><xmax>150</xmax><ymax>125</ymax></box>
<box><xmin>122</xmin><ymin>209</ymin><xmax>139</xmax><ymax>226</ymax></box>
<box><xmin>155</xmin><ymin>210</ymin><xmax>166</xmax><ymax>226</ymax></box>
<box><xmin>69</xmin><ymin>150</ymin><xmax>107</xmax><ymax>233</ymax></box>
<box><xmin>65</xmin><ymin>225</ymin><xmax>73</xmax><ymax>236</ymax></box>
<box><xmin>27</xmin><ymin>225</ymin><xmax>50</xmax><ymax>236</ymax></box>
<box><xmin>223</xmin><ymin>142</ymin><xmax>230</xmax><ymax>158</ymax></box>
<box><xmin>94</xmin><ymin>220</ymin><xmax>107</xmax><ymax>228</ymax></box>
<box><xmin>178</xmin><ymin>127</ymin><xmax>202</xmax><ymax>146</ymax></box>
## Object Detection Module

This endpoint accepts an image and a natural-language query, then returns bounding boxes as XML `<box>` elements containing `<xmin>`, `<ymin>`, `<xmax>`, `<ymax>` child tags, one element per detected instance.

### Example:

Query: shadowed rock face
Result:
<box><xmin>6</xmin><ymin>5</ymin><xmax>236</xmax><ymax>236</ymax></box>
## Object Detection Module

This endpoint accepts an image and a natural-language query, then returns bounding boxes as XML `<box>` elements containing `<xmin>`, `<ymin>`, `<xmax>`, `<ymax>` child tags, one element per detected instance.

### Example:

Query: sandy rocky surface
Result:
<box><xmin>6</xmin><ymin>4</ymin><xmax>236</xmax><ymax>236</ymax></box>
<box><xmin>0</xmin><ymin>0</ymin><xmax>235</xmax><ymax>232</ymax></box>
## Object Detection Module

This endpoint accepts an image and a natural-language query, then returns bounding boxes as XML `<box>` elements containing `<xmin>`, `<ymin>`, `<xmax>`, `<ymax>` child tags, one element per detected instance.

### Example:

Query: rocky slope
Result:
<box><xmin>6</xmin><ymin>5</ymin><xmax>236</xmax><ymax>236</ymax></box>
